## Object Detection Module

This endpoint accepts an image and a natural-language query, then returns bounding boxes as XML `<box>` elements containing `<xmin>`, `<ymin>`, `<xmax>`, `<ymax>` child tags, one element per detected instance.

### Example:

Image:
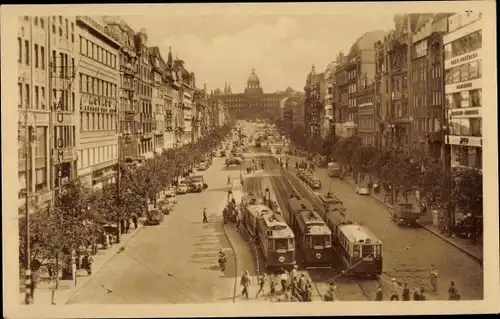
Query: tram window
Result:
<box><xmin>305</xmin><ymin>236</ymin><xmax>312</xmax><ymax>248</ymax></box>
<box><xmin>353</xmin><ymin>245</ymin><xmax>361</xmax><ymax>258</ymax></box>
<box><xmin>267</xmin><ymin>238</ymin><xmax>273</xmax><ymax>250</ymax></box>
<box><xmin>288</xmin><ymin>238</ymin><xmax>294</xmax><ymax>249</ymax></box>
<box><xmin>361</xmin><ymin>245</ymin><xmax>372</xmax><ymax>258</ymax></box>
<box><xmin>312</xmin><ymin>235</ymin><xmax>324</xmax><ymax>247</ymax></box>
<box><xmin>275</xmin><ymin>238</ymin><xmax>288</xmax><ymax>250</ymax></box>
<box><xmin>376</xmin><ymin>245</ymin><xmax>382</xmax><ymax>256</ymax></box>
<box><xmin>325</xmin><ymin>235</ymin><xmax>331</xmax><ymax>247</ymax></box>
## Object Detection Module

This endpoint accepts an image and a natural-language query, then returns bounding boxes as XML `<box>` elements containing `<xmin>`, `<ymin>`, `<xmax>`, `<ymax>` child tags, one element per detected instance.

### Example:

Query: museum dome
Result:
<box><xmin>247</xmin><ymin>68</ymin><xmax>260</xmax><ymax>86</ymax></box>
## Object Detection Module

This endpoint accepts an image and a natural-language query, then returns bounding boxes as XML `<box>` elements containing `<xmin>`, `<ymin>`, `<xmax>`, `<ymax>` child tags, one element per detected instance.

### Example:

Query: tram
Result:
<box><xmin>240</xmin><ymin>192</ymin><xmax>265</xmax><ymax>211</ymax></box>
<box><xmin>324</xmin><ymin>209</ymin><xmax>383</xmax><ymax>276</ymax></box>
<box><xmin>242</xmin><ymin>203</ymin><xmax>296</xmax><ymax>269</ymax></box>
<box><xmin>288</xmin><ymin>196</ymin><xmax>333</xmax><ymax>265</ymax></box>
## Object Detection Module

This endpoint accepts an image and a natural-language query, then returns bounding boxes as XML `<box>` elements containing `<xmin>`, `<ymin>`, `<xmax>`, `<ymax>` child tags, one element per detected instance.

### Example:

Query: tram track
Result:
<box><xmin>261</xmin><ymin>153</ymin><xmax>383</xmax><ymax>302</ymax></box>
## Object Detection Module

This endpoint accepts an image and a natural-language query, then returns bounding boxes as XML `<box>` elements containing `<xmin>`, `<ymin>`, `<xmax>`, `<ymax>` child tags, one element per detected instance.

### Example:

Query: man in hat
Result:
<box><xmin>389</xmin><ymin>278</ymin><xmax>400</xmax><ymax>301</ymax></box>
<box><xmin>429</xmin><ymin>265</ymin><xmax>438</xmax><ymax>293</ymax></box>
<box><xmin>255</xmin><ymin>274</ymin><xmax>266</xmax><ymax>298</ymax></box>
<box><xmin>240</xmin><ymin>270</ymin><xmax>251</xmax><ymax>299</ymax></box>
<box><xmin>375</xmin><ymin>284</ymin><xmax>384</xmax><ymax>301</ymax></box>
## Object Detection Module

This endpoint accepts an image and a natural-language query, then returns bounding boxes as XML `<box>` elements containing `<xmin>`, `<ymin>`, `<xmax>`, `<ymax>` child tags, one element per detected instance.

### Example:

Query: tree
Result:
<box><xmin>290</xmin><ymin>124</ymin><xmax>307</xmax><ymax>151</ymax></box>
<box><xmin>351</xmin><ymin>145</ymin><xmax>377</xmax><ymax>182</ymax></box>
<box><xmin>419</xmin><ymin>162</ymin><xmax>447</xmax><ymax>209</ymax></box>
<box><xmin>321</xmin><ymin>134</ymin><xmax>341</xmax><ymax>158</ymax></box>
<box><xmin>452</xmin><ymin>167</ymin><xmax>483</xmax><ymax>218</ymax></box>
<box><xmin>333</xmin><ymin>136</ymin><xmax>362</xmax><ymax>175</ymax></box>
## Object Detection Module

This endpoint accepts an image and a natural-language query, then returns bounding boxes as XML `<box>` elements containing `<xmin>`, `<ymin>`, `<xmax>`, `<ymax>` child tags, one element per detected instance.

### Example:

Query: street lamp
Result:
<box><xmin>19</xmin><ymin>112</ymin><xmax>37</xmax><ymax>305</ymax></box>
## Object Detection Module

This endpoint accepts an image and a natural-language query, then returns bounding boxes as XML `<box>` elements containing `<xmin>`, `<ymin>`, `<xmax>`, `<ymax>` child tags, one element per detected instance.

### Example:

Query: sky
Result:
<box><xmin>123</xmin><ymin>7</ymin><xmax>395</xmax><ymax>94</ymax></box>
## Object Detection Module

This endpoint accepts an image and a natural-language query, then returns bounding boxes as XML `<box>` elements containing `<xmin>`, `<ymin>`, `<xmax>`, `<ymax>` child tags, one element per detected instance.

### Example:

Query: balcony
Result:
<box><xmin>141</xmin><ymin>132</ymin><xmax>153</xmax><ymax>140</ymax></box>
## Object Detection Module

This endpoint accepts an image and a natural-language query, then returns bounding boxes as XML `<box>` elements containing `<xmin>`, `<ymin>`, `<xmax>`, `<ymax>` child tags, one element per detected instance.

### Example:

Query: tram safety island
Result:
<box><xmin>242</xmin><ymin>202</ymin><xmax>296</xmax><ymax>269</ymax></box>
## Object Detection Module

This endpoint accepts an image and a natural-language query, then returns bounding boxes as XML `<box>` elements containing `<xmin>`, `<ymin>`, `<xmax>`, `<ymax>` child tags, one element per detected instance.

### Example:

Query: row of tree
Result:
<box><xmin>284</xmin><ymin>123</ymin><xmax>482</xmax><ymax>218</ymax></box>
<box><xmin>19</xmin><ymin>124</ymin><xmax>233</xmax><ymax>273</ymax></box>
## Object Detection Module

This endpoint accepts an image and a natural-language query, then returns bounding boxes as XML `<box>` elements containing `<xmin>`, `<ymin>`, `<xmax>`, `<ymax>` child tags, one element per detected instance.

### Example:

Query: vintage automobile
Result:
<box><xmin>164</xmin><ymin>190</ymin><xmax>177</xmax><ymax>205</ymax></box>
<box><xmin>158</xmin><ymin>199</ymin><xmax>173</xmax><ymax>215</ymax></box>
<box><xmin>146</xmin><ymin>208</ymin><xmax>164</xmax><ymax>225</ymax></box>
<box><xmin>197</xmin><ymin>162</ymin><xmax>207</xmax><ymax>171</ymax></box>
<box><xmin>226</xmin><ymin>157</ymin><xmax>242</xmax><ymax>166</ymax></box>
<box><xmin>355</xmin><ymin>183</ymin><xmax>370</xmax><ymax>195</ymax></box>
<box><xmin>309</xmin><ymin>177</ymin><xmax>322</xmax><ymax>190</ymax></box>
<box><xmin>186</xmin><ymin>174</ymin><xmax>206</xmax><ymax>193</ymax></box>
<box><xmin>390</xmin><ymin>203</ymin><xmax>421</xmax><ymax>227</ymax></box>
<box><xmin>176</xmin><ymin>181</ymin><xmax>189</xmax><ymax>195</ymax></box>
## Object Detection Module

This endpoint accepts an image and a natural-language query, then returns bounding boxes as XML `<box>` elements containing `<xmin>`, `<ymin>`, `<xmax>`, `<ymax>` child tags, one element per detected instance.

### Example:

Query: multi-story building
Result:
<box><xmin>102</xmin><ymin>16</ymin><xmax>140</xmax><ymax>161</ymax></box>
<box><xmin>334</xmin><ymin>52</ymin><xmax>349</xmax><ymax>138</ymax></box>
<box><xmin>323</xmin><ymin>62</ymin><xmax>336</xmax><ymax>138</ymax></box>
<box><xmin>133</xmin><ymin>29</ymin><xmax>154</xmax><ymax>158</ymax></box>
<box><xmin>444</xmin><ymin>11</ymin><xmax>483</xmax><ymax>170</ymax></box>
<box><xmin>304</xmin><ymin>65</ymin><xmax>324</xmax><ymax>140</ymax></box>
<box><xmin>216</xmin><ymin>69</ymin><xmax>288</xmax><ymax>121</ymax></box>
<box><xmin>356</xmin><ymin>80</ymin><xmax>376</xmax><ymax>146</ymax></box>
<box><xmin>76</xmin><ymin>16</ymin><xmax>120</xmax><ymax>189</ymax></box>
<box><xmin>335</xmin><ymin>30</ymin><xmax>387</xmax><ymax>139</ymax></box>
<box><xmin>194</xmin><ymin>86</ymin><xmax>208</xmax><ymax>140</ymax></box>
<box><xmin>409</xmin><ymin>14</ymin><xmax>449</xmax><ymax>160</ymax></box>
<box><xmin>149</xmin><ymin>46</ymin><xmax>168</xmax><ymax>153</ymax></box>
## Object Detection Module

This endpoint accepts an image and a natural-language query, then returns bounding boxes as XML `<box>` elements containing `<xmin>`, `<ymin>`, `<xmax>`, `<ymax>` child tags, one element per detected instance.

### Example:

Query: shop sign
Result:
<box><xmin>446</xmin><ymin>135</ymin><xmax>482</xmax><ymax>147</ymax></box>
<box><xmin>448</xmin><ymin>107</ymin><xmax>481</xmax><ymax>118</ymax></box>
<box><xmin>445</xmin><ymin>50</ymin><xmax>481</xmax><ymax>69</ymax></box>
<box><xmin>80</xmin><ymin>93</ymin><xmax>117</xmax><ymax>113</ymax></box>
<box><xmin>445</xmin><ymin>78</ymin><xmax>481</xmax><ymax>94</ymax></box>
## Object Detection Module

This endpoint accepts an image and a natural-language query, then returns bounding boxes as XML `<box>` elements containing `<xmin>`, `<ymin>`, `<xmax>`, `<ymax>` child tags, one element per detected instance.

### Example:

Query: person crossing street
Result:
<box><xmin>202</xmin><ymin>207</ymin><xmax>208</xmax><ymax>223</ymax></box>
<box><xmin>255</xmin><ymin>274</ymin><xmax>266</xmax><ymax>298</ymax></box>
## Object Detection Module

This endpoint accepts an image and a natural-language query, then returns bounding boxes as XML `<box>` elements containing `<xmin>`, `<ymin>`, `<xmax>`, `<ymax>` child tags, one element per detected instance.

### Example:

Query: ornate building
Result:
<box><xmin>304</xmin><ymin>65</ymin><xmax>324</xmax><ymax>140</ymax></box>
<box><xmin>214</xmin><ymin>69</ymin><xmax>288</xmax><ymax>121</ymax></box>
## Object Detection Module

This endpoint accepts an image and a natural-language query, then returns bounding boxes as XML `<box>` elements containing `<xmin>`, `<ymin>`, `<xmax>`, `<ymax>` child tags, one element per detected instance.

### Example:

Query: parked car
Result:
<box><xmin>356</xmin><ymin>184</ymin><xmax>370</xmax><ymax>195</ymax></box>
<box><xmin>309</xmin><ymin>177</ymin><xmax>322</xmax><ymax>189</ymax></box>
<box><xmin>176</xmin><ymin>181</ymin><xmax>189</xmax><ymax>194</ymax></box>
<box><xmin>146</xmin><ymin>208</ymin><xmax>164</xmax><ymax>225</ymax></box>
<box><xmin>158</xmin><ymin>199</ymin><xmax>173</xmax><ymax>215</ymax></box>
<box><xmin>197</xmin><ymin>162</ymin><xmax>207</xmax><ymax>171</ymax></box>
<box><xmin>164</xmin><ymin>190</ymin><xmax>177</xmax><ymax>205</ymax></box>
<box><xmin>220</xmin><ymin>150</ymin><xmax>226</xmax><ymax>157</ymax></box>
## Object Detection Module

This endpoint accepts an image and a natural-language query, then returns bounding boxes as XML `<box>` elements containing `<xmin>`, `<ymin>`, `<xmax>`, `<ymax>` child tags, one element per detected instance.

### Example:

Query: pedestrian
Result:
<box><xmin>418</xmin><ymin>287</ymin><xmax>426</xmax><ymax>300</ymax></box>
<box><xmin>240</xmin><ymin>270</ymin><xmax>251</xmax><ymax>299</ymax></box>
<box><xmin>285</xmin><ymin>161</ymin><xmax>289</xmax><ymax>170</ymax></box>
<box><xmin>429</xmin><ymin>265</ymin><xmax>438</xmax><ymax>293</ymax></box>
<box><xmin>256</xmin><ymin>274</ymin><xmax>266</xmax><ymax>298</ymax></box>
<box><xmin>324</xmin><ymin>282</ymin><xmax>336</xmax><ymax>301</ymax></box>
<box><xmin>389</xmin><ymin>278</ymin><xmax>400</xmax><ymax>301</ymax></box>
<box><xmin>375</xmin><ymin>285</ymin><xmax>384</xmax><ymax>301</ymax></box>
<box><xmin>291</xmin><ymin>277</ymin><xmax>302</xmax><ymax>301</ymax></box>
<box><xmin>402</xmin><ymin>283</ymin><xmax>410</xmax><ymax>301</ymax></box>
<box><xmin>261</xmin><ymin>163</ymin><xmax>264</xmax><ymax>169</ymax></box>
<box><xmin>303</xmin><ymin>284</ymin><xmax>312</xmax><ymax>302</ymax></box>
<box><xmin>202</xmin><ymin>207</ymin><xmax>208</xmax><ymax>223</ymax></box>
<box><xmin>289</xmin><ymin>265</ymin><xmax>298</xmax><ymax>285</ymax></box>
<box><xmin>280</xmin><ymin>269</ymin><xmax>288</xmax><ymax>293</ymax></box>
<box><xmin>29</xmin><ymin>268</ymin><xmax>40</xmax><ymax>303</ymax></box>
<box><xmin>132</xmin><ymin>213</ymin><xmax>138</xmax><ymax>229</ymax></box>
<box><xmin>266</xmin><ymin>280</ymin><xmax>276</xmax><ymax>301</ymax></box>
<box><xmin>448</xmin><ymin>281</ymin><xmax>461</xmax><ymax>300</ymax></box>
<box><xmin>413</xmin><ymin>287</ymin><xmax>420</xmax><ymax>300</ymax></box>
<box><xmin>236</xmin><ymin>215</ymin><xmax>241</xmax><ymax>232</ymax></box>
<box><xmin>298</xmin><ymin>273</ymin><xmax>306</xmax><ymax>292</ymax></box>
<box><xmin>227</xmin><ymin>174</ymin><xmax>231</xmax><ymax>185</ymax></box>
<box><xmin>283</xmin><ymin>286</ymin><xmax>292</xmax><ymax>302</ymax></box>
<box><xmin>125</xmin><ymin>219</ymin><xmax>130</xmax><ymax>233</ymax></box>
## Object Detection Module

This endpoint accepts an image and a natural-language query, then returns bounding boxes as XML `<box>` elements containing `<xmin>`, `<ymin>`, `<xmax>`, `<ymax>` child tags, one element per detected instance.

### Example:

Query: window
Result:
<box><xmin>25</xmin><ymin>40</ymin><xmax>29</xmax><ymax>65</ymax></box>
<box><xmin>87</xmin><ymin>40</ymin><xmax>91</xmax><ymax>56</ymax></box>
<box><xmin>470</xmin><ymin>118</ymin><xmax>482</xmax><ymax>137</ymax></box>
<box><xmin>52</xmin><ymin>24</ymin><xmax>56</xmax><ymax>34</ymax></box>
<box><xmin>459</xmin><ymin>64</ymin><xmax>470</xmax><ymax>81</ymax></box>
<box><xmin>25</xmin><ymin>84</ymin><xmax>30</xmax><ymax>107</ymax></box>
<box><xmin>65</xmin><ymin>19</ymin><xmax>69</xmax><ymax>39</ymax></box>
<box><xmin>34</xmin><ymin>86</ymin><xmax>39</xmax><ymax>109</ymax></box>
<box><xmin>460</xmin><ymin>91</ymin><xmax>470</xmax><ymax>108</ymax></box>
<box><xmin>34</xmin><ymin>44</ymin><xmax>39</xmax><ymax>68</ymax></box>
<box><xmin>18</xmin><ymin>83</ymin><xmax>22</xmax><ymax>107</ymax></box>
<box><xmin>59</xmin><ymin>26</ymin><xmax>63</xmax><ymax>37</ymax></box>
<box><xmin>41</xmin><ymin>87</ymin><xmax>45</xmax><ymax>109</ymax></box>
<box><xmin>40</xmin><ymin>18</ymin><xmax>44</xmax><ymax>28</ymax></box>
<box><xmin>40</xmin><ymin>46</ymin><xmax>45</xmax><ymax>69</ymax></box>
<box><xmin>18</xmin><ymin>38</ymin><xmax>22</xmax><ymax>62</ymax></box>
<box><xmin>470</xmin><ymin>89</ymin><xmax>482</xmax><ymax>107</ymax></box>
<box><xmin>452</xmin><ymin>67</ymin><xmax>460</xmax><ymax>83</ymax></box>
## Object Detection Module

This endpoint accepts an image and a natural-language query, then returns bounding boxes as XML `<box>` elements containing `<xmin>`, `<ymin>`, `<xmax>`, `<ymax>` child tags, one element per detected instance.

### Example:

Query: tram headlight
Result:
<box><xmin>278</xmin><ymin>256</ymin><xmax>285</xmax><ymax>263</ymax></box>
<box><xmin>315</xmin><ymin>253</ymin><xmax>322</xmax><ymax>259</ymax></box>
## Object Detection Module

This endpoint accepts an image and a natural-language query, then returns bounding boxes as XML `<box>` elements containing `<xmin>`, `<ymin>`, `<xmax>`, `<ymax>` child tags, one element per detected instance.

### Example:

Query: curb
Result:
<box><xmin>341</xmin><ymin>178</ymin><xmax>483</xmax><ymax>265</ymax></box>
<box><xmin>62</xmin><ymin>222</ymin><xmax>146</xmax><ymax>305</ymax></box>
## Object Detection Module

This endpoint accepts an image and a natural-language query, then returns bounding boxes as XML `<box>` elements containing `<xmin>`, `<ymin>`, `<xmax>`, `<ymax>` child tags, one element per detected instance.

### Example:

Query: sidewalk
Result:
<box><xmin>19</xmin><ymin>217</ymin><xmax>146</xmax><ymax>305</ymax></box>
<box><xmin>340</xmin><ymin>173</ymin><xmax>483</xmax><ymax>264</ymax></box>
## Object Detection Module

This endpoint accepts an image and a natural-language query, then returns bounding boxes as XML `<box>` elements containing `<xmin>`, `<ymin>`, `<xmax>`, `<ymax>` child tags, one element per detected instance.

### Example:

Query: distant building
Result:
<box><xmin>214</xmin><ymin>69</ymin><xmax>288</xmax><ymax>121</ymax></box>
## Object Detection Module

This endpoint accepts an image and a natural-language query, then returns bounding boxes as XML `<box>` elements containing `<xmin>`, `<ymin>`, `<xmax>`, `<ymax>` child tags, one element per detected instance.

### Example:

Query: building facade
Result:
<box><xmin>304</xmin><ymin>65</ymin><xmax>324</xmax><ymax>140</ymax></box>
<box><xmin>149</xmin><ymin>46</ymin><xmax>168</xmax><ymax>153</ymax></box>
<box><xmin>216</xmin><ymin>69</ymin><xmax>288</xmax><ymax>121</ymax></box>
<box><xmin>444</xmin><ymin>12</ymin><xmax>482</xmax><ymax>170</ymax></box>
<box><xmin>356</xmin><ymin>80</ymin><xmax>376</xmax><ymax>146</ymax></box>
<box><xmin>323</xmin><ymin>62</ymin><xmax>336</xmax><ymax>138</ymax></box>
<box><xmin>76</xmin><ymin>16</ymin><xmax>121</xmax><ymax>189</ymax></box>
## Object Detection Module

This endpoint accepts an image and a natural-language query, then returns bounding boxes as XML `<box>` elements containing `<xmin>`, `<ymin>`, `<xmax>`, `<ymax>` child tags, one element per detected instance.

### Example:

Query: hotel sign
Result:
<box><xmin>80</xmin><ymin>93</ymin><xmax>117</xmax><ymax>113</ymax></box>
<box><xmin>445</xmin><ymin>50</ymin><xmax>481</xmax><ymax>69</ymax></box>
<box><xmin>448</xmin><ymin>107</ymin><xmax>481</xmax><ymax>118</ymax></box>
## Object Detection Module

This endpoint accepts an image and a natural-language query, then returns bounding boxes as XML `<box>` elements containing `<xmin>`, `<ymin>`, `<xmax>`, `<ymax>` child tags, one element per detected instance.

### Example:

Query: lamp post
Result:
<box><xmin>388</xmin><ymin>123</ymin><xmax>396</xmax><ymax>204</ymax></box>
<box><xmin>19</xmin><ymin>111</ymin><xmax>37</xmax><ymax>305</ymax></box>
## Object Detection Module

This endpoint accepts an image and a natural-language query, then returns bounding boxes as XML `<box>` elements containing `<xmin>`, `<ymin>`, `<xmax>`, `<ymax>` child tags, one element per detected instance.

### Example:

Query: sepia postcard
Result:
<box><xmin>2</xmin><ymin>2</ymin><xmax>498</xmax><ymax>318</ymax></box>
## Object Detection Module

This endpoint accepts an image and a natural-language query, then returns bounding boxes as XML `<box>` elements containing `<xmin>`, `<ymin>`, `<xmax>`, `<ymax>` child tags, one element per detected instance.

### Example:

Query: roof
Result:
<box><xmin>339</xmin><ymin>224</ymin><xmax>381</xmax><ymax>244</ymax></box>
<box><xmin>306</xmin><ymin>225</ymin><xmax>331</xmax><ymax>235</ymax></box>
<box><xmin>246</xmin><ymin>204</ymin><xmax>273</xmax><ymax>219</ymax></box>
<box><xmin>324</xmin><ymin>209</ymin><xmax>351</xmax><ymax>226</ymax></box>
<box><xmin>247</xmin><ymin>68</ymin><xmax>260</xmax><ymax>84</ymax></box>
<box><xmin>349</xmin><ymin>30</ymin><xmax>388</xmax><ymax>54</ymax></box>
<box><xmin>319</xmin><ymin>193</ymin><xmax>343</xmax><ymax>205</ymax></box>
<box><xmin>262</xmin><ymin>214</ymin><xmax>294</xmax><ymax>238</ymax></box>
<box><xmin>297</xmin><ymin>210</ymin><xmax>324</xmax><ymax>226</ymax></box>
